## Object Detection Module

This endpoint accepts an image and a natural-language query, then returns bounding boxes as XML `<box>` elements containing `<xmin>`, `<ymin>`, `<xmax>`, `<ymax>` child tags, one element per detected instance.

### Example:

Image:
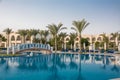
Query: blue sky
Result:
<box><xmin>0</xmin><ymin>0</ymin><xmax>120</xmax><ymax>34</ymax></box>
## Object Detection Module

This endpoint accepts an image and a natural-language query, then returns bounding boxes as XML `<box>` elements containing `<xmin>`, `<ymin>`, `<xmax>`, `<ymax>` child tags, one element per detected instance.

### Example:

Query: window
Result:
<box><xmin>26</xmin><ymin>36</ymin><xmax>30</xmax><ymax>41</ymax></box>
<box><xmin>17</xmin><ymin>36</ymin><xmax>21</xmax><ymax>41</ymax></box>
<box><xmin>97</xmin><ymin>37</ymin><xmax>101</xmax><ymax>41</ymax></box>
<box><xmin>86</xmin><ymin>37</ymin><xmax>90</xmax><ymax>41</ymax></box>
<box><xmin>92</xmin><ymin>37</ymin><xmax>96</xmax><ymax>42</ymax></box>
<box><xmin>110</xmin><ymin>37</ymin><xmax>114</xmax><ymax>40</ymax></box>
<box><xmin>11</xmin><ymin>35</ymin><xmax>15</xmax><ymax>41</ymax></box>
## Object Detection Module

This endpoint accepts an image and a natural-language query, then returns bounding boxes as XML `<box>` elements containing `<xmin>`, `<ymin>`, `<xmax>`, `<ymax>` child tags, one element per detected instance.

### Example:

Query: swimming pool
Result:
<box><xmin>0</xmin><ymin>53</ymin><xmax>120</xmax><ymax>80</ymax></box>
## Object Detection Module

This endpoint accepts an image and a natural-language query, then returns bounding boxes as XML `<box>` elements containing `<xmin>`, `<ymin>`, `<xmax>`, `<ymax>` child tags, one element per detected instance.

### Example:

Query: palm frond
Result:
<box><xmin>71</xmin><ymin>27</ymin><xmax>78</xmax><ymax>33</ymax></box>
<box><xmin>72</xmin><ymin>19</ymin><xmax>89</xmax><ymax>34</ymax></box>
<box><xmin>58</xmin><ymin>27</ymin><xmax>67</xmax><ymax>33</ymax></box>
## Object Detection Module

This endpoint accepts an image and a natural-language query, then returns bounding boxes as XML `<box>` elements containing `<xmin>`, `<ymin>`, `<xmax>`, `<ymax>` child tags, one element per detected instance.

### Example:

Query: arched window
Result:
<box><xmin>17</xmin><ymin>36</ymin><xmax>21</xmax><ymax>41</ymax></box>
<box><xmin>86</xmin><ymin>37</ymin><xmax>90</xmax><ymax>41</ymax></box>
<box><xmin>26</xmin><ymin>36</ymin><xmax>30</xmax><ymax>41</ymax></box>
<box><xmin>75</xmin><ymin>38</ymin><xmax>78</xmax><ymax>41</ymax></box>
<box><xmin>110</xmin><ymin>37</ymin><xmax>114</xmax><ymax>40</ymax></box>
<box><xmin>11</xmin><ymin>35</ymin><xmax>15</xmax><ymax>41</ymax></box>
<box><xmin>97</xmin><ymin>37</ymin><xmax>101</xmax><ymax>41</ymax></box>
<box><xmin>92</xmin><ymin>37</ymin><xmax>96</xmax><ymax>42</ymax></box>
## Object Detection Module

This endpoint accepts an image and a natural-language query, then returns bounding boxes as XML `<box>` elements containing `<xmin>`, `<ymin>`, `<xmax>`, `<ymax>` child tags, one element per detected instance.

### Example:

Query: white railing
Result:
<box><xmin>7</xmin><ymin>43</ymin><xmax>53</xmax><ymax>54</ymax></box>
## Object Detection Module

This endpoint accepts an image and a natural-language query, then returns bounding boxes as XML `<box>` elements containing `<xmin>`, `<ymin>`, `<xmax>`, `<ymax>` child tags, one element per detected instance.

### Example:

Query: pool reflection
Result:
<box><xmin>0</xmin><ymin>54</ymin><xmax>120</xmax><ymax>80</ymax></box>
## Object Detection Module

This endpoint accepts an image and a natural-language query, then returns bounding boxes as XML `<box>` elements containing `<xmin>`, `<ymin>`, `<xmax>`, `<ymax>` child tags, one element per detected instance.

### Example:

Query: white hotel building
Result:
<box><xmin>0</xmin><ymin>32</ymin><xmax>120</xmax><ymax>50</ymax></box>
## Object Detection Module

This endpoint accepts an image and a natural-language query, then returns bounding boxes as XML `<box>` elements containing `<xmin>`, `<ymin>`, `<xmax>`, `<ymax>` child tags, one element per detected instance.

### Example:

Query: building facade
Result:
<box><xmin>0</xmin><ymin>32</ymin><xmax>120</xmax><ymax>50</ymax></box>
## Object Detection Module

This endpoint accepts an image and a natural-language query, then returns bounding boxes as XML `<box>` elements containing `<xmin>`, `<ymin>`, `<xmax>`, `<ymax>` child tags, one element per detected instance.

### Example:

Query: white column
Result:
<box><xmin>12</xmin><ymin>46</ymin><xmax>15</xmax><ymax>55</ymax></box>
<box><xmin>118</xmin><ymin>43</ymin><xmax>120</xmax><ymax>52</ymax></box>
<box><xmin>71</xmin><ymin>44</ymin><xmax>72</xmax><ymax>49</ymax></box>
<box><xmin>83</xmin><ymin>43</ymin><xmax>86</xmax><ymax>50</ymax></box>
<box><xmin>51</xmin><ymin>47</ymin><xmax>53</xmax><ymax>52</ymax></box>
<box><xmin>74</xmin><ymin>42</ymin><xmax>76</xmax><ymax>51</ymax></box>
<box><xmin>17</xmin><ymin>44</ymin><xmax>20</xmax><ymax>51</ymax></box>
<box><xmin>116</xmin><ymin>37</ymin><xmax>118</xmax><ymax>46</ymax></box>
<box><xmin>7</xmin><ymin>47</ymin><xmax>9</xmax><ymax>55</ymax></box>
<box><xmin>62</xmin><ymin>44</ymin><xmax>64</xmax><ymax>49</ymax></box>
<box><xmin>47</xmin><ymin>44</ymin><xmax>50</xmax><ymax>50</ymax></box>
<box><xmin>93</xmin><ymin>43</ymin><xmax>95</xmax><ymax>52</ymax></box>
<box><xmin>31</xmin><ymin>36</ymin><xmax>33</xmax><ymax>43</ymax></box>
<box><xmin>89</xmin><ymin>43</ymin><xmax>92</xmax><ymax>50</ymax></box>
<box><xmin>104</xmin><ymin>42</ymin><xmax>106</xmax><ymax>50</ymax></box>
<box><xmin>64</xmin><ymin>42</ymin><xmax>66</xmax><ymax>50</ymax></box>
<box><xmin>94</xmin><ymin>43</ymin><xmax>96</xmax><ymax>50</ymax></box>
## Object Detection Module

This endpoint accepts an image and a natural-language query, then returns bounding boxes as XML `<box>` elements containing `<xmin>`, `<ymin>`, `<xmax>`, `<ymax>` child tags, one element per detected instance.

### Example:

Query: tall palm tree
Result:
<box><xmin>31</xmin><ymin>29</ymin><xmax>39</xmax><ymax>37</ymax></box>
<box><xmin>3</xmin><ymin>28</ymin><xmax>12</xmax><ymax>47</ymax></box>
<box><xmin>26</xmin><ymin>29</ymin><xmax>33</xmax><ymax>42</ymax></box>
<box><xmin>31</xmin><ymin>29</ymin><xmax>39</xmax><ymax>43</ymax></box>
<box><xmin>71</xmin><ymin>19</ymin><xmax>89</xmax><ymax>53</ymax></box>
<box><xmin>43</xmin><ymin>30</ymin><xmax>49</xmax><ymax>44</ymax></box>
<box><xmin>69</xmin><ymin>33</ymin><xmax>77</xmax><ymax>49</ymax></box>
<box><xmin>58</xmin><ymin>32</ymin><xmax>67</xmax><ymax>49</ymax></box>
<box><xmin>111</xmin><ymin>32</ymin><xmax>118</xmax><ymax>50</ymax></box>
<box><xmin>100</xmin><ymin>33</ymin><xmax>109</xmax><ymax>50</ymax></box>
<box><xmin>47</xmin><ymin>23</ymin><xmax>67</xmax><ymax>53</ymax></box>
<box><xmin>0</xmin><ymin>34</ymin><xmax>3</xmax><ymax>47</ymax></box>
<box><xmin>118</xmin><ymin>34</ymin><xmax>120</xmax><ymax>41</ymax></box>
<box><xmin>0</xmin><ymin>34</ymin><xmax>2</xmax><ymax>39</ymax></box>
<box><xmin>17</xmin><ymin>29</ymin><xmax>27</xmax><ymax>43</ymax></box>
<box><xmin>0</xmin><ymin>34</ymin><xmax>7</xmax><ymax>47</ymax></box>
<box><xmin>2</xmin><ymin>36</ymin><xmax>7</xmax><ymax>42</ymax></box>
<box><xmin>39</xmin><ymin>30</ymin><xmax>44</xmax><ymax>43</ymax></box>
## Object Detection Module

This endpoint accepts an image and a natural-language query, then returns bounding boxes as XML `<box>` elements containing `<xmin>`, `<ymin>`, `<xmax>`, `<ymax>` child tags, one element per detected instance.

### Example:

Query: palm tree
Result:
<box><xmin>47</xmin><ymin>23</ymin><xmax>67</xmax><ymax>53</ymax></box>
<box><xmin>31</xmin><ymin>29</ymin><xmax>39</xmax><ymax>43</ymax></box>
<box><xmin>43</xmin><ymin>30</ymin><xmax>49</xmax><ymax>44</ymax></box>
<box><xmin>100</xmin><ymin>33</ymin><xmax>109</xmax><ymax>51</ymax></box>
<box><xmin>1</xmin><ymin>36</ymin><xmax>7</xmax><ymax>42</ymax></box>
<box><xmin>17</xmin><ymin>29</ymin><xmax>27</xmax><ymax>43</ymax></box>
<box><xmin>69</xmin><ymin>33</ymin><xmax>77</xmax><ymax>49</ymax></box>
<box><xmin>118</xmin><ymin>34</ymin><xmax>120</xmax><ymax>41</ymax></box>
<box><xmin>0</xmin><ymin>34</ymin><xmax>3</xmax><ymax>47</ymax></box>
<box><xmin>71</xmin><ymin>19</ymin><xmax>89</xmax><ymax>53</ymax></box>
<box><xmin>26</xmin><ymin>29</ymin><xmax>33</xmax><ymax>42</ymax></box>
<box><xmin>95</xmin><ymin>41</ymin><xmax>100</xmax><ymax>49</ymax></box>
<box><xmin>0</xmin><ymin>34</ymin><xmax>7</xmax><ymax>47</ymax></box>
<box><xmin>111</xmin><ymin>32</ymin><xmax>118</xmax><ymax>50</ymax></box>
<box><xmin>58</xmin><ymin>32</ymin><xmax>67</xmax><ymax>49</ymax></box>
<box><xmin>3</xmin><ymin>28</ymin><xmax>12</xmax><ymax>47</ymax></box>
<box><xmin>81</xmin><ymin>38</ymin><xmax>90</xmax><ymax>49</ymax></box>
<box><xmin>31</xmin><ymin>29</ymin><xmax>39</xmax><ymax>37</ymax></box>
<box><xmin>39</xmin><ymin>30</ymin><xmax>44</xmax><ymax>43</ymax></box>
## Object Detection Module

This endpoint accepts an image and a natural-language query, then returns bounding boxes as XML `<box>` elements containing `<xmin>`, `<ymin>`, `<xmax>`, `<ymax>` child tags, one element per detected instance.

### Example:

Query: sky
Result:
<box><xmin>0</xmin><ymin>0</ymin><xmax>120</xmax><ymax>34</ymax></box>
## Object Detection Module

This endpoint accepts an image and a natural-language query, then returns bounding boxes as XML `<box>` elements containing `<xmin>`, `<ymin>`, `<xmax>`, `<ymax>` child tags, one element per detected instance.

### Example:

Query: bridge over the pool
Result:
<box><xmin>7</xmin><ymin>43</ymin><xmax>53</xmax><ymax>54</ymax></box>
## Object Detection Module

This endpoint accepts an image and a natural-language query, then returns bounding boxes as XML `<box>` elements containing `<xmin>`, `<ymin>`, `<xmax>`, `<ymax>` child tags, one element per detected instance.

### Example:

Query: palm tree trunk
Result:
<box><xmin>55</xmin><ymin>35</ymin><xmax>57</xmax><ymax>53</ymax></box>
<box><xmin>21</xmin><ymin>36</ymin><xmax>23</xmax><ymax>44</ymax></box>
<box><xmin>0</xmin><ymin>39</ymin><xmax>2</xmax><ymax>47</ymax></box>
<box><xmin>114</xmin><ymin>39</ymin><xmax>116</xmax><ymax>50</ymax></box>
<box><xmin>79</xmin><ymin>34</ymin><xmax>81</xmax><ymax>53</ymax></box>
<box><xmin>107</xmin><ymin>42</ymin><xmax>109</xmax><ymax>50</ymax></box>
<box><xmin>7</xmin><ymin>35</ymin><xmax>9</xmax><ymax>47</ymax></box>
<box><xmin>40</xmin><ymin>34</ymin><xmax>42</xmax><ymax>44</ymax></box>
<box><xmin>45</xmin><ymin>37</ymin><xmax>47</xmax><ymax>44</ymax></box>
<box><xmin>62</xmin><ymin>43</ymin><xmax>63</xmax><ymax>49</ymax></box>
<box><xmin>23</xmin><ymin>36</ymin><xmax>25</xmax><ymax>43</ymax></box>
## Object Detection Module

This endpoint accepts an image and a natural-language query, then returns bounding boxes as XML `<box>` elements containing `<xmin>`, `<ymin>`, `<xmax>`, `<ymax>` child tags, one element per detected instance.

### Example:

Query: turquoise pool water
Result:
<box><xmin>0</xmin><ymin>54</ymin><xmax>120</xmax><ymax>80</ymax></box>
